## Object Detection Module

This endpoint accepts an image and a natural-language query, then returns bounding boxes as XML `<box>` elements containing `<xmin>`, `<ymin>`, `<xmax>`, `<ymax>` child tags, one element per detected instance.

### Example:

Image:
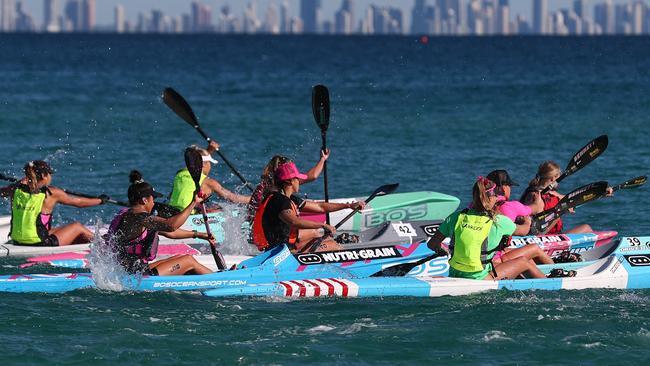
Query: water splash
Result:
<box><xmin>217</xmin><ymin>202</ymin><xmax>258</xmax><ymax>257</ymax></box>
<box><xmin>86</xmin><ymin>219</ymin><xmax>129</xmax><ymax>291</ymax></box>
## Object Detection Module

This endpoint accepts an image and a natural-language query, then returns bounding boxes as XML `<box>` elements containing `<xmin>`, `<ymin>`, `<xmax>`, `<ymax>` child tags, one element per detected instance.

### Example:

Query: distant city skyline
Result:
<box><xmin>3</xmin><ymin>0</ymin><xmax>639</xmax><ymax>30</ymax></box>
<box><xmin>1</xmin><ymin>0</ymin><xmax>649</xmax><ymax>35</ymax></box>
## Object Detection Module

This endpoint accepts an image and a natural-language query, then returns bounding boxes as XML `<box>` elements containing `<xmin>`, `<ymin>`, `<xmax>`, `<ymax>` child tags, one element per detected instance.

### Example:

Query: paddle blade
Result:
<box><xmin>184</xmin><ymin>148</ymin><xmax>204</xmax><ymax>192</ymax></box>
<box><xmin>373</xmin><ymin>183</ymin><xmax>399</xmax><ymax>198</ymax></box>
<box><xmin>618</xmin><ymin>175</ymin><xmax>647</xmax><ymax>190</ymax></box>
<box><xmin>563</xmin><ymin>135</ymin><xmax>608</xmax><ymax>178</ymax></box>
<box><xmin>162</xmin><ymin>87</ymin><xmax>200</xmax><ymax>128</ymax></box>
<box><xmin>557</xmin><ymin>180</ymin><xmax>609</xmax><ymax>212</ymax></box>
<box><xmin>311</xmin><ymin>84</ymin><xmax>330</xmax><ymax>131</ymax></box>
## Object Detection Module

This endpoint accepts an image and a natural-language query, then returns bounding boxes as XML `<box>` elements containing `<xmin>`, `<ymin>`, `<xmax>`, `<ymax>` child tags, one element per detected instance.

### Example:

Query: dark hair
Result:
<box><xmin>129</xmin><ymin>170</ymin><xmax>144</xmax><ymax>184</ymax></box>
<box><xmin>24</xmin><ymin>160</ymin><xmax>53</xmax><ymax>193</ymax></box>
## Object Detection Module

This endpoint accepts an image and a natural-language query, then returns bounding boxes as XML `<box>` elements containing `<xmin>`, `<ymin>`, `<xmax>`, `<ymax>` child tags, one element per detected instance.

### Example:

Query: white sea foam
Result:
<box><xmin>86</xmin><ymin>220</ymin><xmax>129</xmax><ymax>291</ymax></box>
<box><xmin>307</xmin><ymin>325</ymin><xmax>336</xmax><ymax>334</ymax></box>
<box><xmin>337</xmin><ymin>321</ymin><xmax>377</xmax><ymax>335</ymax></box>
<box><xmin>481</xmin><ymin>330</ymin><xmax>513</xmax><ymax>343</ymax></box>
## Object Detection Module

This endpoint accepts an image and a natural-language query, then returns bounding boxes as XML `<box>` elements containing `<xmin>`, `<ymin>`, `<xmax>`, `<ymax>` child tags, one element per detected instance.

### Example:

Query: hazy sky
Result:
<box><xmin>16</xmin><ymin>0</ymin><xmax>638</xmax><ymax>29</ymax></box>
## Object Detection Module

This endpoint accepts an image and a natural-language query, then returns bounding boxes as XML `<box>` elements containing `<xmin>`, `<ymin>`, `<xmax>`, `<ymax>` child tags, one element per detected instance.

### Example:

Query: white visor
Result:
<box><xmin>202</xmin><ymin>155</ymin><xmax>218</xmax><ymax>164</ymax></box>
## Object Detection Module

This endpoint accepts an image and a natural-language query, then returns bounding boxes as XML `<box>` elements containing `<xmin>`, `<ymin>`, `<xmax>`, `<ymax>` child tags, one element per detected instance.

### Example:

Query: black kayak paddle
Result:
<box><xmin>163</xmin><ymin>87</ymin><xmax>254</xmax><ymax>192</ymax></box>
<box><xmin>540</xmin><ymin>135</ymin><xmax>608</xmax><ymax>194</ymax></box>
<box><xmin>301</xmin><ymin>183</ymin><xmax>399</xmax><ymax>253</ymax></box>
<box><xmin>312</xmin><ymin>84</ymin><xmax>331</xmax><ymax>224</ymax></box>
<box><xmin>531</xmin><ymin>181</ymin><xmax>609</xmax><ymax>234</ymax></box>
<box><xmin>184</xmin><ymin>148</ymin><xmax>226</xmax><ymax>271</ymax></box>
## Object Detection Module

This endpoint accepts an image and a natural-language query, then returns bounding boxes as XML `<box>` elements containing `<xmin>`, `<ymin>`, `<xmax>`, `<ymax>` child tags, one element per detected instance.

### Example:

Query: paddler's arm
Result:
<box><xmin>426</xmin><ymin>231</ymin><xmax>449</xmax><ymax>255</ymax></box>
<box><xmin>146</xmin><ymin>194</ymin><xmax>202</xmax><ymax>232</ymax></box>
<box><xmin>202</xmin><ymin>178</ymin><xmax>251</xmax><ymax>204</ymax></box>
<box><xmin>48</xmin><ymin>187</ymin><xmax>104</xmax><ymax>208</ymax></box>
<box><xmin>159</xmin><ymin>228</ymin><xmax>216</xmax><ymax>245</ymax></box>
<box><xmin>279</xmin><ymin>209</ymin><xmax>336</xmax><ymax>234</ymax></box>
<box><xmin>513</xmin><ymin>216</ymin><xmax>531</xmax><ymax>236</ymax></box>
<box><xmin>300</xmin><ymin>200</ymin><xmax>365</xmax><ymax>213</ymax></box>
<box><xmin>302</xmin><ymin>149</ymin><xmax>330</xmax><ymax>183</ymax></box>
<box><xmin>0</xmin><ymin>185</ymin><xmax>15</xmax><ymax>198</ymax></box>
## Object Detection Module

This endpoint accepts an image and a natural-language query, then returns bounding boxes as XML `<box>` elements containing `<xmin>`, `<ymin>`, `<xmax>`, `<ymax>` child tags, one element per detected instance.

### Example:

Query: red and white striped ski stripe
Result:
<box><xmin>279</xmin><ymin>278</ymin><xmax>359</xmax><ymax>298</ymax></box>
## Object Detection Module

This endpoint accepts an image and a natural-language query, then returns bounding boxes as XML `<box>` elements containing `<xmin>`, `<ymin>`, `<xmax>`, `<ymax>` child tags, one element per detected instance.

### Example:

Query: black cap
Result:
<box><xmin>128</xmin><ymin>182</ymin><xmax>164</xmax><ymax>203</ymax></box>
<box><xmin>486</xmin><ymin>169</ymin><xmax>518</xmax><ymax>187</ymax></box>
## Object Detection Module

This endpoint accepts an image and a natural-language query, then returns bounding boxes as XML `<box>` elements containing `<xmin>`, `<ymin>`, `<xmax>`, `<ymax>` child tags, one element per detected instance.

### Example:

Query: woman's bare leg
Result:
<box><xmin>501</xmin><ymin>244</ymin><xmax>554</xmax><ymax>264</ymax></box>
<box><xmin>566</xmin><ymin>224</ymin><xmax>593</xmax><ymax>234</ymax></box>
<box><xmin>488</xmin><ymin>257</ymin><xmax>546</xmax><ymax>280</ymax></box>
<box><xmin>150</xmin><ymin>255</ymin><xmax>212</xmax><ymax>275</ymax></box>
<box><xmin>49</xmin><ymin>222</ymin><xmax>93</xmax><ymax>245</ymax></box>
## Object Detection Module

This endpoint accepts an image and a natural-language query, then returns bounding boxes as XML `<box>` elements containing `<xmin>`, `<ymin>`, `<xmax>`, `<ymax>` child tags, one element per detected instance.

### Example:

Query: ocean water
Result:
<box><xmin>0</xmin><ymin>34</ymin><xmax>649</xmax><ymax>365</ymax></box>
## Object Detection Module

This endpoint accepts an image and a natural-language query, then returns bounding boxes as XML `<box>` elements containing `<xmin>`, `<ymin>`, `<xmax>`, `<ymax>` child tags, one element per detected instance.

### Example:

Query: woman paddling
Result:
<box><xmin>427</xmin><ymin>177</ymin><xmax>573</xmax><ymax>280</ymax></box>
<box><xmin>246</xmin><ymin>149</ymin><xmax>330</xmax><ymax>223</ymax></box>
<box><xmin>0</xmin><ymin>160</ymin><xmax>108</xmax><ymax>246</ymax></box>
<box><xmin>520</xmin><ymin>161</ymin><xmax>595</xmax><ymax>235</ymax></box>
<box><xmin>168</xmin><ymin>142</ymin><xmax>250</xmax><ymax>214</ymax></box>
<box><xmin>251</xmin><ymin>162</ymin><xmax>364</xmax><ymax>253</ymax></box>
<box><xmin>485</xmin><ymin>170</ymin><xmax>578</xmax><ymax>264</ymax></box>
<box><xmin>106</xmin><ymin>171</ymin><xmax>213</xmax><ymax>276</ymax></box>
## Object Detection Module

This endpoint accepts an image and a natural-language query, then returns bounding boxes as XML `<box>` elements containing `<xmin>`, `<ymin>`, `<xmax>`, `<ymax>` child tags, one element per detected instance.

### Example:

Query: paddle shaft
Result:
<box><xmin>198</xmin><ymin>202</ymin><xmax>226</xmax><ymax>271</ymax></box>
<box><xmin>193</xmin><ymin>125</ymin><xmax>254</xmax><ymax>193</ymax></box>
<box><xmin>321</xmin><ymin>131</ymin><xmax>330</xmax><ymax>225</ymax></box>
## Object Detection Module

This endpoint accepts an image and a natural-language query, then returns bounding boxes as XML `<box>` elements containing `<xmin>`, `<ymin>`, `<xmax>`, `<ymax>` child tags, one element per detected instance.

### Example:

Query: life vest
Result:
<box><xmin>168</xmin><ymin>168</ymin><xmax>206</xmax><ymax>211</ymax></box>
<box><xmin>251</xmin><ymin>193</ymin><xmax>298</xmax><ymax>251</ymax></box>
<box><xmin>540</xmin><ymin>192</ymin><xmax>562</xmax><ymax>234</ymax></box>
<box><xmin>10</xmin><ymin>185</ymin><xmax>50</xmax><ymax>245</ymax></box>
<box><xmin>106</xmin><ymin>209</ymin><xmax>159</xmax><ymax>262</ymax></box>
<box><xmin>448</xmin><ymin>209</ymin><xmax>498</xmax><ymax>273</ymax></box>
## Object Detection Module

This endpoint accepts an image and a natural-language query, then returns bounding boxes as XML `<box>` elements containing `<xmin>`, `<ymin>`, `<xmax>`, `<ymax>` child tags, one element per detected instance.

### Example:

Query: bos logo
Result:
<box><xmin>625</xmin><ymin>255</ymin><xmax>650</xmax><ymax>266</ymax></box>
<box><xmin>192</xmin><ymin>218</ymin><xmax>203</xmax><ymax>225</ymax></box>
<box><xmin>421</xmin><ymin>224</ymin><xmax>440</xmax><ymax>237</ymax></box>
<box><xmin>365</xmin><ymin>205</ymin><xmax>428</xmax><ymax>228</ymax></box>
<box><xmin>296</xmin><ymin>254</ymin><xmax>322</xmax><ymax>265</ymax></box>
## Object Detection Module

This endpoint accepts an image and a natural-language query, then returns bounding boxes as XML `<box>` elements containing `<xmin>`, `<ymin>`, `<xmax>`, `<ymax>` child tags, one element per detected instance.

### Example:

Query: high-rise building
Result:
<box><xmin>335</xmin><ymin>0</ymin><xmax>354</xmax><ymax>34</ymax></box>
<box><xmin>280</xmin><ymin>1</ymin><xmax>289</xmax><ymax>33</ymax></box>
<box><xmin>15</xmin><ymin>0</ymin><xmax>35</xmax><ymax>31</ymax></box>
<box><xmin>1</xmin><ymin>0</ymin><xmax>15</xmax><ymax>32</ymax></box>
<box><xmin>573</xmin><ymin>0</ymin><xmax>587</xmax><ymax>19</ymax></box>
<box><xmin>411</xmin><ymin>0</ymin><xmax>427</xmax><ymax>34</ymax></box>
<box><xmin>64</xmin><ymin>0</ymin><xmax>81</xmax><ymax>31</ymax></box>
<box><xmin>81</xmin><ymin>0</ymin><xmax>94</xmax><ymax>32</ymax></box>
<box><xmin>263</xmin><ymin>3</ymin><xmax>280</xmax><ymax>34</ymax></box>
<box><xmin>594</xmin><ymin>0</ymin><xmax>614</xmax><ymax>35</ymax></box>
<box><xmin>151</xmin><ymin>9</ymin><xmax>164</xmax><ymax>33</ymax></box>
<box><xmin>114</xmin><ymin>4</ymin><xmax>124</xmax><ymax>33</ymax></box>
<box><xmin>300</xmin><ymin>0</ymin><xmax>320</xmax><ymax>33</ymax></box>
<box><xmin>533</xmin><ymin>0</ymin><xmax>547</xmax><ymax>34</ymax></box>
<box><xmin>388</xmin><ymin>7</ymin><xmax>404</xmax><ymax>34</ymax></box>
<box><xmin>44</xmin><ymin>0</ymin><xmax>59</xmax><ymax>32</ymax></box>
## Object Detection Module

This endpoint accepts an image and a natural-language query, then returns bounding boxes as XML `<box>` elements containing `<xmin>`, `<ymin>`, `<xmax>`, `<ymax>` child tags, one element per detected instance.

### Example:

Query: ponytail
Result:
<box><xmin>23</xmin><ymin>161</ymin><xmax>52</xmax><ymax>193</ymax></box>
<box><xmin>528</xmin><ymin>161</ymin><xmax>561</xmax><ymax>188</ymax></box>
<box><xmin>471</xmin><ymin>177</ymin><xmax>497</xmax><ymax>220</ymax></box>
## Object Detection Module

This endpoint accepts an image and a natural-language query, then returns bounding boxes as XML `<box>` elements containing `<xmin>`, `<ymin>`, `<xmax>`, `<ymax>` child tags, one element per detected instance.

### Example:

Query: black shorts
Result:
<box><xmin>121</xmin><ymin>259</ymin><xmax>158</xmax><ymax>276</ymax></box>
<box><xmin>13</xmin><ymin>234</ymin><xmax>60</xmax><ymax>247</ymax></box>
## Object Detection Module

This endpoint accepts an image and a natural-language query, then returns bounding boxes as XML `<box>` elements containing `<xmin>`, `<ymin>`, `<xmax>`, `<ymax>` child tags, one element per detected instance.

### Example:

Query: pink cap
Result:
<box><xmin>275</xmin><ymin>162</ymin><xmax>308</xmax><ymax>181</ymax></box>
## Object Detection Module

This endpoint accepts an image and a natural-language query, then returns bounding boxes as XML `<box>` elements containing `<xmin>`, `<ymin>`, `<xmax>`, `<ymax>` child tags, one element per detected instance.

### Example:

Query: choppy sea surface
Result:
<box><xmin>0</xmin><ymin>34</ymin><xmax>649</xmax><ymax>365</ymax></box>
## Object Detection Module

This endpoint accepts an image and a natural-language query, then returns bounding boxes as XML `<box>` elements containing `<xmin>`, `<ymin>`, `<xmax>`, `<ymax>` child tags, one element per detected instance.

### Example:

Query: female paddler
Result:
<box><xmin>106</xmin><ymin>171</ymin><xmax>213</xmax><ymax>276</ymax></box>
<box><xmin>251</xmin><ymin>162</ymin><xmax>364</xmax><ymax>253</ymax></box>
<box><xmin>247</xmin><ymin>149</ymin><xmax>329</xmax><ymax>223</ymax></box>
<box><xmin>0</xmin><ymin>160</ymin><xmax>108</xmax><ymax>246</ymax></box>
<box><xmin>168</xmin><ymin>142</ymin><xmax>250</xmax><ymax>213</ymax></box>
<box><xmin>520</xmin><ymin>161</ymin><xmax>594</xmax><ymax>234</ymax></box>
<box><xmin>427</xmin><ymin>177</ymin><xmax>573</xmax><ymax>280</ymax></box>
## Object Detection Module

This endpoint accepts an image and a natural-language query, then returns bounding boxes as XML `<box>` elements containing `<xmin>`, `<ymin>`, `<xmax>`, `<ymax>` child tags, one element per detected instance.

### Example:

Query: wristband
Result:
<box><xmin>192</xmin><ymin>230</ymin><xmax>198</xmax><ymax>239</ymax></box>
